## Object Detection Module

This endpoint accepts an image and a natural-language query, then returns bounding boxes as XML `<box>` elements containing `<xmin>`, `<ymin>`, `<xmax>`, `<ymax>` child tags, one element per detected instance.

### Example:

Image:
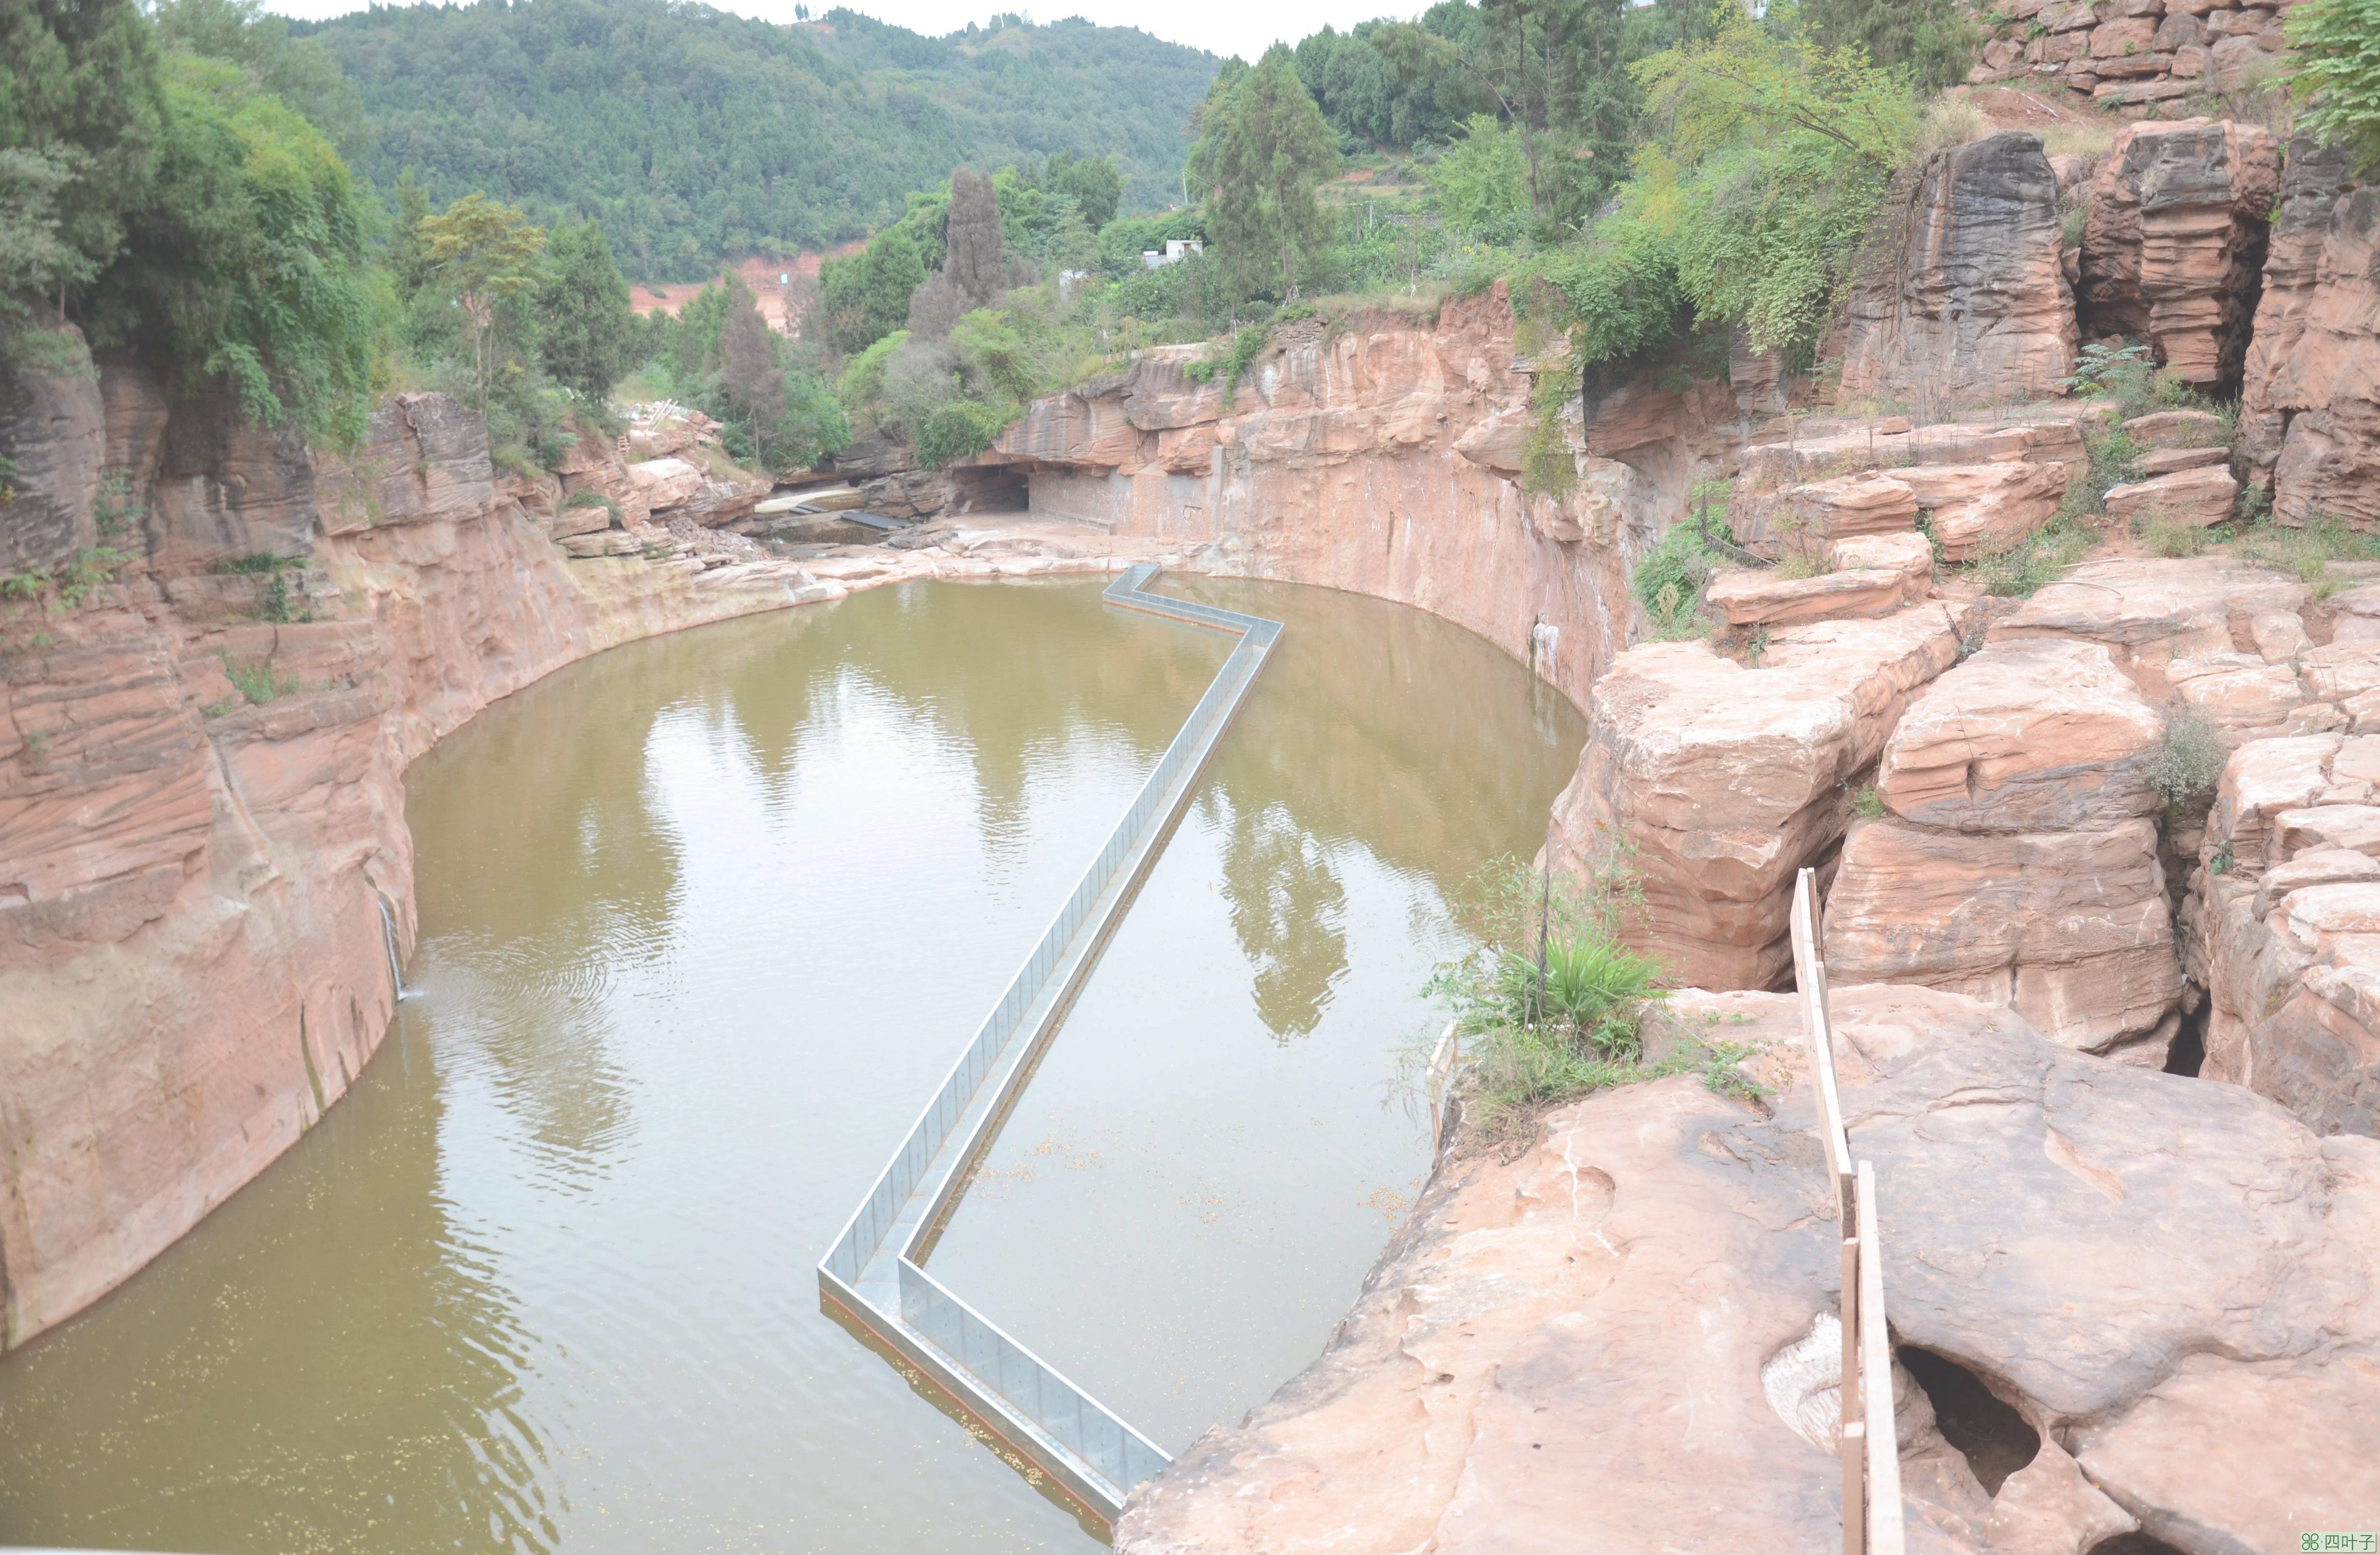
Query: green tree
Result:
<box><xmin>417</xmin><ymin>191</ymin><xmax>546</xmax><ymax>412</ymax></box>
<box><xmin>0</xmin><ymin>146</ymin><xmax>99</xmax><ymax>322</ymax></box>
<box><xmin>1800</xmin><ymin>0</ymin><xmax>1976</xmax><ymax>94</ymax></box>
<box><xmin>1190</xmin><ymin>46</ymin><xmax>1342</xmax><ymax>302</ymax></box>
<box><xmin>151</xmin><ymin>0</ymin><xmax>368</xmax><ymax>159</ymax></box>
<box><xmin>1427</xmin><ymin>113</ymin><xmax>1532</xmax><ymax>237</ymax></box>
<box><xmin>536</xmin><ymin>218</ymin><xmax>633</xmax><ymax>401</ymax></box>
<box><xmin>84</xmin><ymin>53</ymin><xmax>381</xmax><ymax>443</ymax></box>
<box><xmin>1041</xmin><ymin>148</ymin><xmax>1124</xmax><ymax>229</ymax></box>
<box><xmin>0</xmin><ymin>0</ymin><xmax>165</xmax><ymax>315</ymax></box>
<box><xmin>1374</xmin><ymin>0</ymin><xmax>1659</xmax><ymax>225</ymax></box>
<box><xmin>2287</xmin><ymin>0</ymin><xmax>2380</xmax><ymax>171</ymax></box>
<box><xmin>817</xmin><ymin>221</ymin><xmax>927</xmax><ymax>354</ymax></box>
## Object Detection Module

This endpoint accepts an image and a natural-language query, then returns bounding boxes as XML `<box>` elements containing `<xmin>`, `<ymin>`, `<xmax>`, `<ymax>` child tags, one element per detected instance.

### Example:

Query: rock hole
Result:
<box><xmin>2164</xmin><ymin>998</ymin><xmax>2207</xmax><ymax>1077</ymax></box>
<box><xmin>1895</xmin><ymin>1346</ymin><xmax>2039</xmax><ymax>1496</ymax></box>
<box><xmin>2087</xmin><ymin>1534</ymin><xmax>2190</xmax><ymax>1555</ymax></box>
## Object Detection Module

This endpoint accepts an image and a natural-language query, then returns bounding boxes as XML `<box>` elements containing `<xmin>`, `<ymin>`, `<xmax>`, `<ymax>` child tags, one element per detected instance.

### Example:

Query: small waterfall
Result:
<box><xmin>376</xmin><ymin>896</ymin><xmax>418</xmax><ymax>1001</ymax></box>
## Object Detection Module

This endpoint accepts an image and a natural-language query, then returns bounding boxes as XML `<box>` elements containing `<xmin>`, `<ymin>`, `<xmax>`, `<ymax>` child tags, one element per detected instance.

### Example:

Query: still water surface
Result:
<box><xmin>0</xmin><ymin>576</ymin><xmax>1584</xmax><ymax>1554</ymax></box>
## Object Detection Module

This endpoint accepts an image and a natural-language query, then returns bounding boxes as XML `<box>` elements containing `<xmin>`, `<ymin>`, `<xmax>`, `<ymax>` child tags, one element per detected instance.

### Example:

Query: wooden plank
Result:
<box><xmin>1791</xmin><ymin>868</ymin><xmax>1856</xmax><ymax>1215</ymax></box>
<box><xmin>1856</xmin><ymin>1160</ymin><xmax>1905</xmax><ymax>1555</ymax></box>
<box><xmin>1841</xmin><ymin>1420</ymin><xmax>1866</xmax><ymax>1555</ymax></box>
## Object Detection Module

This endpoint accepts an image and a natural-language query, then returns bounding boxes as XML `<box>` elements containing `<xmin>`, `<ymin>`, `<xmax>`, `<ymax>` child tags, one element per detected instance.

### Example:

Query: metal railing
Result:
<box><xmin>818</xmin><ymin>564</ymin><xmax>1281</xmax><ymax>1527</ymax></box>
<box><xmin>1791</xmin><ymin>867</ymin><xmax>1906</xmax><ymax>1555</ymax></box>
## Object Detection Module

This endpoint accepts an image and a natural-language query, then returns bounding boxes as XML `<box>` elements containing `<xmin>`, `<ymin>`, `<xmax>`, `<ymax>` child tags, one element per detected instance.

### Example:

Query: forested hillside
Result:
<box><xmin>294</xmin><ymin>0</ymin><xmax>1217</xmax><ymax>280</ymax></box>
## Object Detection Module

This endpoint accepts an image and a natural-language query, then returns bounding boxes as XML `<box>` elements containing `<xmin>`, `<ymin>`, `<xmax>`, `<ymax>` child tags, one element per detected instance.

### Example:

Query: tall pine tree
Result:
<box><xmin>1190</xmin><ymin>47</ymin><xmax>1341</xmax><ymax>304</ymax></box>
<box><xmin>537</xmin><ymin>219</ymin><xmax>634</xmax><ymax>402</ymax></box>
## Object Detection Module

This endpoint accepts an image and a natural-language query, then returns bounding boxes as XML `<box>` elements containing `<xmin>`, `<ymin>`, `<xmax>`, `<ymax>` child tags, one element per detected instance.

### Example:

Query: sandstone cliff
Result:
<box><xmin>1840</xmin><ymin>132</ymin><xmax>2077</xmax><ymax>415</ymax></box>
<box><xmin>986</xmin><ymin>283</ymin><xmax>1752</xmax><ymax>714</ymax></box>
<box><xmin>0</xmin><ymin>348</ymin><xmax>834</xmax><ymax>1350</ymax></box>
<box><xmin>2241</xmin><ymin>141</ymin><xmax>2380</xmax><ymax>529</ymax></box>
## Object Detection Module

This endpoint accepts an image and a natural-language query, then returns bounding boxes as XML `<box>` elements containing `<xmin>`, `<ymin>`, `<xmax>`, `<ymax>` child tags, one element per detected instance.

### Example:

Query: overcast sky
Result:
<box><xmin>263</xmin><ymin>0</ymin><xmax>1400</xmax><ymax>62</ymax></box>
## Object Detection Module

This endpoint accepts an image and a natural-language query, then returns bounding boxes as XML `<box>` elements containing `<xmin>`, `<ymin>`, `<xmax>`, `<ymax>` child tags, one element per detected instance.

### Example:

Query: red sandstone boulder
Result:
<box><xmin>2196</xmin><ymin>733</ymin><xmax>2380</xmax><ymax>1134</ymax></box>
<box><xmin>1729</xmin><ymin>471</ymin><xmax>1919</xmax><ymax>561</ymax></box>
<box><xmin>1547</xmin><ymin>607</ymin><xmax>1961</xmax><ymax>987</ymax></box>
<box><xmin>1876</xmin><ymin>639</ymin><xmax>2166</xmax><ymax>832</ymax></box>
<box><xmin>1989</xmin><ymin>556</ymin><xmax>2310</xmax><ymax>695</ymax></box>
<box><xmin>2101</xmin><ymin>464</ymin><xmax>2240</xmax><ymax>527</ymax></box>
<box><xmin>1830</xmin><ymin>530</ymin><xmax>1935</xmax><ymax>579</ymax></box>
<box><xmin>2136</xmin><ymin>445</ymin><xmax>2232</xmax><ymax>476</ymax></box>
<box><xmin>2123</xmin><ymin>408</ymin><xmax>2231</xmax><ymax>448</ymax></box>
<box><xmin>1900</xmin><ymin>461</ymin><xmax>2069</xmax><ymax>559</ymax></box>
<box><xmin>1829</xmin><ymin>641</ymin><xmax>2179</xmax><ymax>1056</ymax></box>
<box><xmin>1704</xmin><ymin>566</ymin><xmax>1920</xmax><ymax>627</ymax></box>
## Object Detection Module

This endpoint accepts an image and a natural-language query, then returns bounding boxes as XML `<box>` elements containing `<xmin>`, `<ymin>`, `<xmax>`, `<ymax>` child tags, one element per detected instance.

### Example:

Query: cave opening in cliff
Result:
<box><xmin>2087</xmin><ymin>1533</ymin><xmax>2190</xmax><ymax>1555</ymax></box>
<box><xmin>2165</xmin><ymin>995</ymin><xmax>2208</xmax><ymax>1078</ymax></box>
<box><xmin>1895</xmin><ymin>1345</ymin><xmax>2040</xmax><ymax>1496</ymax></box>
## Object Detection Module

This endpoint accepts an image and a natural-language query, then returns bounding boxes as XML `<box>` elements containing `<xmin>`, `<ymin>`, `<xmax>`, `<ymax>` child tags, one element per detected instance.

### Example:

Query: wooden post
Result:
<box><xmin>1857</xmin><ymin>1161</ymin><xmax>1905</xmax><ymax>1555</ymax></box>
<box><xmin>1842</xmin><ymin>1233</ymin><xmax>1865</xmax><ymax>1555</ymax></box>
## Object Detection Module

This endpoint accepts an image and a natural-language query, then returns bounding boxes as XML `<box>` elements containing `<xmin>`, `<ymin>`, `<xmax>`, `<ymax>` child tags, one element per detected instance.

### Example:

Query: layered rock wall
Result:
<box><xmin>0</xmin><ymin>359</ymin><xmax>821</xmax><ymax>1351</ymax></box>
<box><xmin>1839</xmin><ymin>132</ymin><xmax>2077</xmax><ymax>414</ymax></box>
<box><xmin>2240</xmin><ymin>142</ymin><xmax>2380</xmax><ymax>530</ymax></box>
<box><xmin>1969</xmin><ymin>0</ymin><xmax>2300</xmax><ymax>111</ymax></box>
<box><xmin>2079</xmin><ymin>119</ymin><xmax>2280</xmax><ymax>392</ymax></box>
<box><xmin>990</xmin><ymin>284</ymin><xmax>1745</xmax><ymax>713</ymax></box>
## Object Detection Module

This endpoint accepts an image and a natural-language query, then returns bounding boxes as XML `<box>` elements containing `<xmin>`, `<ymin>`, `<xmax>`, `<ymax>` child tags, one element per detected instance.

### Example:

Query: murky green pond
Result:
<box><xmin>0</xmin><ymin>576</ymin><xmax>1584</xmax><ymax>1554</ymax></box>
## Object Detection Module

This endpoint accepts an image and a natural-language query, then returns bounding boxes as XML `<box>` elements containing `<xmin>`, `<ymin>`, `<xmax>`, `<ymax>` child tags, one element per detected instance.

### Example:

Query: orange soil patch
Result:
<box><xmin>629</xmin><ymin>241</ymin><xmax>866</xmax><ymax>336</ymax></box>
<box><xmin>1963</xmin><ymin>85</ymin><xmax>2097</xmax><ymax>132</ymax></box>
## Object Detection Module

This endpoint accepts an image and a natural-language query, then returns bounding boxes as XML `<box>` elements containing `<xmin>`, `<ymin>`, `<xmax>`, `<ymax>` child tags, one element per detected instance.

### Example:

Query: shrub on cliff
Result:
<box><xmin>1424</xmin><ymin>854</ymin><xmax>1764</xmax><ymax>1143</ymax></box>
<box><xmin>1519</xmin><ymin>3</ymin><xmax>1918</xmax><ymax>395</ymax></box>
<box><xmin>2287</xmin><ymin>0</ymin><xmax>2380</xmax><ymax>171</ymax></box>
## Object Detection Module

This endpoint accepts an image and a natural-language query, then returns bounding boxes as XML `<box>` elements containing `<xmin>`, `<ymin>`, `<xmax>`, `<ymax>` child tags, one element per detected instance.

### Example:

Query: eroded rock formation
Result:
<box><xmin>2240</xmin><ymin>142</ymin><xmax>2380</xmax><ymax>530</ymax></box>
<box><xmin>1840</xmin><ymin>133</ymin><xmax>2077</xmax><ymax>414</ymax></box>
<box><xmin>989</xmin><ymin>283</ymin><xmax>1710</xmax><ymax>711</ymax></box>
<box><xmin>1544</xmin><ymin>607</ymin><xmax>1961</xmax><ymax>988</ymax></box>
<box><xmin>1826</xmin><ymin>640</ymin><xmax>2182</xmax><ymax>1059</ymax></box>
<box><xmin>2079</xmin><ymin>118</ymin><xmax>2279</xmax><ymax>392</ymax></box>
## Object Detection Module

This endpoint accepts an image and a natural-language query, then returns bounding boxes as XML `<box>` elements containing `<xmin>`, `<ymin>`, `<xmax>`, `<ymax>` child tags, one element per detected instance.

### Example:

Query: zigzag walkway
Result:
<box><xmin>817</xmin><ymin>563</ymin><xmax>1281</xmax><ymax>1527</ymax></box>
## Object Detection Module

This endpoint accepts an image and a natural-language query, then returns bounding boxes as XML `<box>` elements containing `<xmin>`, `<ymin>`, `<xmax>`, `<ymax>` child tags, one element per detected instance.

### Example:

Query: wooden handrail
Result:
<box><xmin>1790</xmin><ymin>866</ymin><xmax>1902</xmax><ymax>1555</ymax></box>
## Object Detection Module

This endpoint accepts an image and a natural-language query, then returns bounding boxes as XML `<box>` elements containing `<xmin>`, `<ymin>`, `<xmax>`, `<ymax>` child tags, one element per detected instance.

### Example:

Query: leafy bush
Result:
<box><xmin>2145</xmin><ymin>707</ymin><xmax>2226</xmax><ymax>810</ymax></box>
<box><xmin>2225</xmin><ymin>512</ymin><xmax>2380</xmax><ymax>598</ymax></box>
<box><xmin>1424</xmin><ymin>855</ymin><xmax>1668</xmax><ymax>1141</ymax></box>
<box><xmin>1182</xmin><ymin>325</ymin><xmax>1270</xmax><ymax>405</ymax></box>
<box><xmin>2286</xmin><ymin>0</ymin><xmax>2380</xmax><ymax>171</ymax></box>
<box><xmin>2140</xmin><ymin>517</ymin><xmax>2206</xmax><ymax>557</ymax></box>
<box><xmin>1427</xmin><ymin>114</ymin><xmax>1532</xmax><ymax>241</ymax></box>
<box><xmin>912</xmin><ymin>399</ymin><xmax>1011</xmax><ymax>469</ymax></box>
<box><xmin>2060</xmin><ymin>427</ymin><xmax>2145</xmax><ymax>521</ymax></box>
<box><xmin>1631</xmin><ymin>513</ymin><xmax>1732</xmax><ymax>637</ymax></box>
<box><xmin>2057</xmin><ymin>341</ymin><xmax>2153</xmax><ymax>399</ymax></box>
<box><xmin>220</xmin><ymin>652</ymin><xmax>295</xmax><ymax>705</ymax></box>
